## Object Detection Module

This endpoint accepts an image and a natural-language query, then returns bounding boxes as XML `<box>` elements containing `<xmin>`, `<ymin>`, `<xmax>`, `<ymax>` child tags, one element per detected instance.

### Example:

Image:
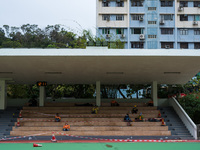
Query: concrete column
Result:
<box><xmin>0</xmin><ymin>80</ymin><xmax>6</xmax><ymax>110</ymax></box>
<box><xmin>96</xmin><ymin>81</ymin><xmax>101</xmax><ymax>106</ymax></box>
<box><xmin>152</xmin><ymin>81</ymin><xmax>158</xmax><ymax>106</ymax></box>
<box><xmin>39</xmin><ymin>86</ymin><xmax>45</xmax><ymax>107</ymax></box>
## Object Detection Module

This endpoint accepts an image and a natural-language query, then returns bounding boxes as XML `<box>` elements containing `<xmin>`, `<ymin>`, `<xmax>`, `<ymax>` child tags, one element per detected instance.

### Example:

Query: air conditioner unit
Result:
<box><xmin>178</xmin><ymin>6</ymin><xmax>183</xmax><ymax>11</ymax></box>
<box><xmin>139</xmin><ymin>16</ymin><xmax>144</xmax><ymax>21</ymax></box>
<box><xmin>106</xmin><ymin>34</ymin><xmax>110</xmax><ymax>39</ymax></box>
<box><xmin>165</xmin><ymin>45</ymin><xmax>170</xmax><ymax>49</ymax></box>
<box><xmin>139</xmin><ymin>34</ymin><xmax>145</xmax><ymax>40</ymax></box>
<box><xmin>121</xmin><ymin>34</ymin><xmax>125</xmax><ymax>38</ymax></box>
<box><xmin>160</xmin><ymin>19</ymin><xmax>165</xmax><ymax>25</ymax></box>
<box><xmin>193</xmin><ymin>21</ymin><xmax>198</xmax><ymax>25</ymax></box>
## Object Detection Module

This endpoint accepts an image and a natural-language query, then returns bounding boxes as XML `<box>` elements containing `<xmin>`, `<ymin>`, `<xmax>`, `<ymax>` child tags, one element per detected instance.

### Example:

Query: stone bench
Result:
<box><xmin>21</xmin><ymin>113</ymin><xmax>159</xmax><ymax>118</ymax></box>
<box><xmin>12</xmin><ymin>126</ymin><xmax>168</xmax><ymax>131</ymax></box>
<box><xmin>44</xmin><ymin>102</ymin><xmax>147</xmax><ymax>107</ymax></box>
<box><xmin>23</xmin><ymin>106</ymin><xmax>157</xmax><ymax>110</ymax></box>
<box><xmin>10</xmin><ymin>130</ymin><xmax>171</xmax><ymax>136</ymax></box>
<box><xmin>15</xmin><ymin>121</ymin><xmax>163</xmax><ymax>127</ymax></box>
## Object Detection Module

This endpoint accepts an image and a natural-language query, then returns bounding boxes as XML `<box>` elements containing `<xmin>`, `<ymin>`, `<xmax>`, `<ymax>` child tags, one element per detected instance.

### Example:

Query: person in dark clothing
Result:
<box><xmin>124</xmin><ymin>114</ymin><xmax>132</xmax><ymax>122</ymax></box>
<box><xmin>132</xmin><ymin>105</ymin><xmax>138</xmax><ymax>114</ymax></box>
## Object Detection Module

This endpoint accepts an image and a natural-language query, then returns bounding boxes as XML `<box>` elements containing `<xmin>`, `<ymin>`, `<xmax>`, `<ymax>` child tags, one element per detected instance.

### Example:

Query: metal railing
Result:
<box><xmin>197</xmin><ymin>124</ymin><xmax>200</xmax><ymax>140</ymax></box>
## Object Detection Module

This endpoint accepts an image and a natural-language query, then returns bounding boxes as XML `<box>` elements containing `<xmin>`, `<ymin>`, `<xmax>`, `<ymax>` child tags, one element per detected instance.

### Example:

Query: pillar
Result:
<box><xmin>152</xmin><ymin>81</ymin><xmax>158</xmax><ymax>106</ymax></box>
<box><xmin>0</xmin><ymin>80</ymin><xmax>6</xmax><ymax>110</ymax></box>
<box><xmin>39</xmin><ymin>86</ymin><xmax>45</xmax><ymax>107</ymax></box>
<box><xmin>96</xmin><ymin>81</ymin><xmax>101</xmax><ymax>106</ymax></box>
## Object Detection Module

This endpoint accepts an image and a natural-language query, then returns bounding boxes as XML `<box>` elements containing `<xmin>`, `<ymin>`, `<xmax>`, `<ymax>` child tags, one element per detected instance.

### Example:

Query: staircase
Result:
<box><xmin>159</xmin><ymin>107</ymin><xmax>194</xmax><ymax>140</ymax></box>
<box><xmin>0</xmin><ymin>108</ymin><xmax>20</xmax><ymax>139</ymax></box>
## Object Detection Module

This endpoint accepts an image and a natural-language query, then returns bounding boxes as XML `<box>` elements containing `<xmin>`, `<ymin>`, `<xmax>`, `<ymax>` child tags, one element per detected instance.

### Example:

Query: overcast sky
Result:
<box><xmin>0</xmin><ymin>0</ymin><xmax>96</xmax><ymax>35</ymax></box>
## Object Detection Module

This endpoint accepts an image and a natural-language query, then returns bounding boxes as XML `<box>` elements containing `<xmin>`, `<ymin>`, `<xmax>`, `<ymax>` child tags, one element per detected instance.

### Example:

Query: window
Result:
<box><xmin>180</xmin><ymin>29</ymin><xmax>188</xmax><ymax>35</ymax></box>
<box><xmin>161</xmin><ymin>28</ymin><xmax>173</xmax><ymax>34</ymax></box>
<box><xmin>180</xmin><ymin>15</ymin><xmax>188</xmax><ymax>21</ymax></box>
<box><xmin>102</xmin><ymin>1</ymin><xmax>110</xmax><ymax>7</ymax></box>
<box><xmin>180</xmin><ymin>43</ymin><xmax>188</xmax><ymax>49</ymax></box>
<box><xmin>102</xmin><ymin>15</ymin><xmax>110</xmax><ymax>21</ymax></box>
<box><xmin>148</xmin><ymin>7</ymin><xmax>157</xmax><ymax>10</ymax></box>
<box><xmin>194</xmin><ymin>1</ymin><xmax>200</xmax><ymax>7</ymax></box>
<box><xmin>194</xmin><ymin>43</ymin><xmax>200</xmax><ymax>49</ymax></box>
<box><xmin>194</xmin><ymin>29</ymin><xmax>200</xmax><ymax>35</ymax></box>
<box><xmin>161</xmin><ymin>14</ymin><xmax>173</xmax><ymax>21</ymax></box>
<box><xmin>102</xmin><ymin>28</ymin><xmax>110</xmax><ymax>34</ymax></box>
<box><xmin>131</xmin><ymin>0</ymin><xmax>144</xmax><ymax>6</ymax></box>
<box><xmin>194</xmin><ymin>15</ymin><xmax>200</xmax><ymax>21</ymax></box>
<box><xmin>148</xmin><ymin>21</ymin><xmax>157</xmax><ymax>24</ymax></box>
<box><xmin>131</xmin><ymin>14</ymin><xmax>144</xmax><ymax>20</ymax></box>
<box><xmin>116</xmin><ymin>28</ymin><xmax>124</xmax><ymax>34</ymax></box>
<box><xmin>180</xmin><ymin>1</ymin><xmax>188</xmax><ymax>7</ymax></box>
<box><xmin>161</xmin><ymin>0</ymin><xmax>173</xmax><ymax>7</ymax></box>
<box><xmin>131</xmin><ymin>28</ymin><xmax>144</xmax><ymax>34</ymax></box>
<box><xmin>161</xmin><ymin>42</ymin><xmax>174</xmax><ymax>48</ymax></box>
<box><xmin>116</xmin><ymin>15</ymin><xmax>124</xmax><ymax>21</ymax></box>
<box><xmin>148</xmin><ymin>35</ymin><xmax>157</xmax><ymax>38</ymax></box>
<box><xmin>131</xmin><ymin>42</ymin><xmax>144</xmax><ymax>48</ymax></box>
<box><xmin>116</xmin><ymin>1</ymin><xmax>124</xmax><ymax>7</ymax></box>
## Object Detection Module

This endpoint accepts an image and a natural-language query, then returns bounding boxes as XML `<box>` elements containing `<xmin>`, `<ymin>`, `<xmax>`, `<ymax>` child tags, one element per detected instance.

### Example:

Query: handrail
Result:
<box><xmin>170</xmin><ymin>97</ymin><xmax>197</xmax><ymax>139</ymax></box>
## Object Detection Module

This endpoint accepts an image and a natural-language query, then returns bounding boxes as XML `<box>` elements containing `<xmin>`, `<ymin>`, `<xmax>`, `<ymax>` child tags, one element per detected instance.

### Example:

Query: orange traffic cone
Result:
<box><xmin>161</xmin><ymin>118</ymin><xmax>166</xmax><ymax>126</ymax></box>
<box><xmin>33</xmin><ymin>143</ymin><xmax>42</xmax><ymax>147</ymax></box>
<box><xmin>158</xmin><ymin>111</ymin><xmax>161</xmax><ymax>118</ymax></box>
<box><xmin>16</xmin><ymin>118</ymin><xmax>20</xmax><ymax>127</ymax></box>
<box><xmin>19</xmin><ymin>110</ymin><xmax>22</xmax><ymax>118</ymax></box>
<box><xmin>51</xmin><ymin>134</ymin><xmax>57</xmax><ymax>142</ymax></box>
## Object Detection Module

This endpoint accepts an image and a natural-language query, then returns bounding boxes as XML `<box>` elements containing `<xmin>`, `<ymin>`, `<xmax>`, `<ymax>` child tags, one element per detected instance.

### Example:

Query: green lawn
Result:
<box><xmin>0</xmin><ymin>143</ymin><xmax>200</xmax><ymax>150</ymax></box>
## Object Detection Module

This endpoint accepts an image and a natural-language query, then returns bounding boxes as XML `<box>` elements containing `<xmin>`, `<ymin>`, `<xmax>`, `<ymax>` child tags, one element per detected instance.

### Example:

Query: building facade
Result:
<box><xmin>96</xmin><ymin>0</ymin><xmax>200</xmax><ymax>49</ymax></box>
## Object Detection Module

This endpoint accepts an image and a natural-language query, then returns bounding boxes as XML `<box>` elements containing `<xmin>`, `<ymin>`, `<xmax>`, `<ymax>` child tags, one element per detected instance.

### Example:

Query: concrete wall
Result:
<box><xmin>7</xmin><ymin>98</ymin><xmax>169</xmax><ymax>107</ymax></box>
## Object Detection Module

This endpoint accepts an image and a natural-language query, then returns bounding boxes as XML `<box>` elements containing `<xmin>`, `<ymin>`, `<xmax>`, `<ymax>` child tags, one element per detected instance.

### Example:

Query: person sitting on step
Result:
<box><xmin>124</xmin><ymin>114</ymin><xmax>132</xmax><ymax>122</ymax></box>
<box><xmin>55</xmin><ymin>113</ymin><xmax>61</xmax><ymax>122</ymax></box>
<box><xmin>132</xmin><ymin>105</ymin><xmax>138</xmax><ymax>114</ymax></box>
<box><xmin>147</xmin><ymin>100</ymin><xmax>153</xmax><ymax>106</ymax></box>
<box><xmin>135</xmin><ymin>113</ymin><xmax>144</xmax><ymax>122</ymax></box>
<box><xmin>63</xmin><ymin>122</ymin><xmax>70</xmax><ymax>131</ymax></box>
<box><xmin>111</xmin><ymin>100</ymin><xmax>119</xmax><ymax>106</ymax></box>
<box><xmin>91</xmin><ymin>105</ymin><xmax>99</xmax><ymax>114</ymax></box>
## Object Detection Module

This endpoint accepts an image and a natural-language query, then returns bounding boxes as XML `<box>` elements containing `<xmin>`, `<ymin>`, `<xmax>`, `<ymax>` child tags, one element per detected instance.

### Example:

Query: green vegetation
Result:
<box><xmin>0</xmin><ymin>24</ymin><xmax>125</xmax><ymax>49</ymax></box>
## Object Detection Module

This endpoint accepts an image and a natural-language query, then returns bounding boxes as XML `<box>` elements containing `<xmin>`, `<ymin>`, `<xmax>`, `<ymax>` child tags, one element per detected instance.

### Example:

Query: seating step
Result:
<box><xmin>15</xmin><ymin>121</ymin><xmax>163</xmax><ymax>127</ymax></box>
<box><xmin>10</xmin><ymin>130</ymin><xmax>171</xmax><ymax>136</ymax></box>
<box><xmin>12</xmin><ymin>126</ymin><xmax>168</xmax><ymax>131</ymax></box>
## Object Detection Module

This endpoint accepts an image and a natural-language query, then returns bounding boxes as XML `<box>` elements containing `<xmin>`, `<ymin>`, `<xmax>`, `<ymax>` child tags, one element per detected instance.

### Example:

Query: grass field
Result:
<box><xmin>0</xmin><ymin>142</ymin><xmax>200</xmax><ymax>150</ymax></box>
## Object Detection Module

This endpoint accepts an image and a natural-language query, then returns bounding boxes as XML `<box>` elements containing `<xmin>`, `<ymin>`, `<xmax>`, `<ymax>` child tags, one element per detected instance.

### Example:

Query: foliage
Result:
<box><xmin>2</xmin><ymin>40</ymin><xmax>22</xmax><ymax>48</ymax></box>
<box><xmin>0</xmin><ymin>24</ymin><xmax>125</xmax><ymax>49</ymax></box>
<box><xmin>179</xmin><ymin>94</ymin><xmax>200</xmax><ymax>124</ymax></box>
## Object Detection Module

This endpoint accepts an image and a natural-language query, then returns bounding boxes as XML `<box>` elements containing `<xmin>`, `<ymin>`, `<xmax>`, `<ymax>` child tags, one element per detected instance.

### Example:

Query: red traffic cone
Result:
<box><xmin>19</xmin><ymin>110</ymin><xmax>22</xmax><ymax>118</ymax></box>
<box><xmin>158</xmin><ymin>111</ymin><xmax>161</xmax><ymax>118</ymax></box>
<box><xmin>16</xmin><ymin>118</ymin><xmax>20</xmax><ymax>127</ymax></box>
<box><xmin>161</xmin><ymin>118</ymin><xmax>166</xmax><ymax>126</ymax></box>
<box><xmin>33</xmin><ymin>143</ymin><xmax>42</xmax><ymax>147</ymax></box>
<box><xmin>51</xmin><ymin>134</ymin><xmax>57</xmax><ymax>142</ymax></box>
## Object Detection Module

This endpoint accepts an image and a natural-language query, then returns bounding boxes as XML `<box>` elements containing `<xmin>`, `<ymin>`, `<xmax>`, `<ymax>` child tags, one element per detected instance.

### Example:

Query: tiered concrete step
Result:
<box><xmin>17</xmin><ymin>117</ymin><xmax>160</xmax><ymax>122</ymax></box>
<box><xmin>10</xmin><ymin>130</ymin><xmax>171</xmax><ymax>136</ymax></box>
<box><xmin>22</xmin><ymin>106</ymin><xmax>157</xmax><ymax>110</ymax></box>
<box><xmin>11</xmin><ymin>105</ymin><xmax>171</xmax><ymax>137</ymax></box>
<box><xmin>20</xmin><ymin>113</ymin><xmax>159</xmax><ymax>118</ymax></box>
<box><xmin>44</xmin><ymin>102</ymin><xmax>147</xmax><ymax>107</ymax></box>
<box><xmin>15</xmin><ymin>121</ymin><xmax>163</xmax><ymax>126</ymax></box>
<box><xmin>12</xmin><ymin>126</ymin><xmax>168</xmax><ymax>131</ymax></box>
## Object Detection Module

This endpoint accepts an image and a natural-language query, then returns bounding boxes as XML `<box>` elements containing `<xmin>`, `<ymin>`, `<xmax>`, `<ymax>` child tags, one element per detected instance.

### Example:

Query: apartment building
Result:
<box><xmin>96</xmin><ymin>0</ymin><xmax>200</xmax><ymax>49</ymax></box>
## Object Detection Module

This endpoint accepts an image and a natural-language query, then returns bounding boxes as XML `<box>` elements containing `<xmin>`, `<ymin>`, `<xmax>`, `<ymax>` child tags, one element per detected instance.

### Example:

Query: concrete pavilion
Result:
<box><xmin>0</xmin><ymin>48</ymin><xmax>200</xmax><ymax>110</ymax></box>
